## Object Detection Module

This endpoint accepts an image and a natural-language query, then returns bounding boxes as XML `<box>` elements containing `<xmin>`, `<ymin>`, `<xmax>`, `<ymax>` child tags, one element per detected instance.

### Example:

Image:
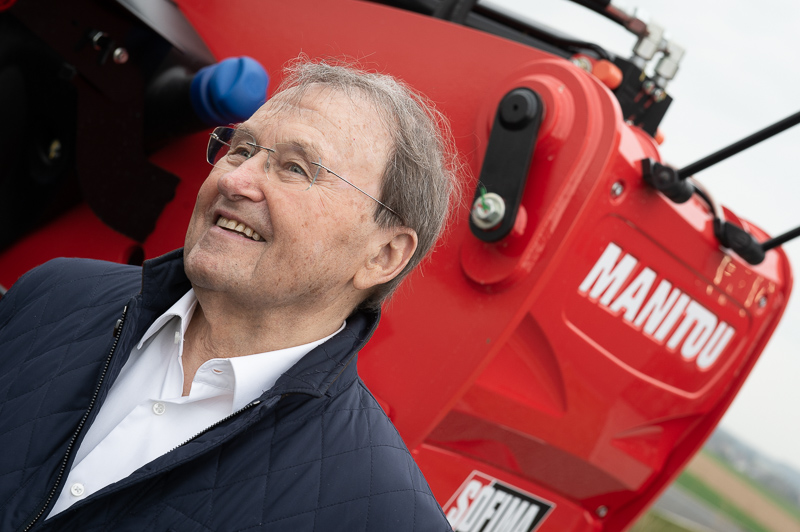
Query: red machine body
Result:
<box><xmin>0</xmin><ymin>1</ymin><xmax>791</xmax><ymax>530</ymax></box>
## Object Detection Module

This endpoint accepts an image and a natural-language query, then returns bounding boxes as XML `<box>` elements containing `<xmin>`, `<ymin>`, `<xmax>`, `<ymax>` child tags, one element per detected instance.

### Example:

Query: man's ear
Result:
<box><xmin>353</xmin><ymin>228</ymin><xmax>418</xmax><ymax>291</ymax></box>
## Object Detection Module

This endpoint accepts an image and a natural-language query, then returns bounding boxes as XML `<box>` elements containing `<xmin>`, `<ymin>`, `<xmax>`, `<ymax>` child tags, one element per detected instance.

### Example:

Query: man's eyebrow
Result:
<box><xmin>281</xmin><ymin>139</ymin><xmax>324</xmax><ymax>162</ymax></box>
<box><xmin>233</xmin><ymin>125</ymin><xmax>259</xmax><ymax>143</ymax></box>
<box><xmin>234</xmin><ymin>125</ymin><xmax>325</xmax><ymax>162</ymax></box>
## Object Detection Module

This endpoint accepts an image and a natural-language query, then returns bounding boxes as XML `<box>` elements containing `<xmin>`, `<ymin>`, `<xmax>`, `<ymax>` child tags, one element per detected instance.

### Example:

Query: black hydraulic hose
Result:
<box><xmin>574</xmin><ymin>0</ymin><xmax>611</xmax><ymax>6</ymax></box>
<box><xmin>689</xmin><ymin>179</ymin><xmax>721</xmax><ymax>221</ymax></box>
<box><xmin>450</xmin><ymin>0</ymin><xmax>478</xmax><ymax>23</ymax></box>
<box><xmin>762</xmin><ymin>225</ymin><xmax>800</xmax><ymax>251</ymax></box>
<box><xmin>433</xmin><ymin>0</ymin><xmax>479</xmax><ymax>23</ymax></box>
<box><xmin>433</xmin><ymin>0</ymin><xmax>458</xmax><ymax>18</ymax></box>
<box><xmin>678</xmin><ymin>109</ymin><xmax>800</xmax><ymax>178</ymax></box>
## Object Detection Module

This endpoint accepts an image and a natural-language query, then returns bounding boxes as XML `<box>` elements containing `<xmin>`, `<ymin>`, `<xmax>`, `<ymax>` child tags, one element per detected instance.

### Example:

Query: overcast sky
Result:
<box><xmin>491</xmin><ymin>0</ymin><xmax>800</xmax><ymax>471</ymax></box>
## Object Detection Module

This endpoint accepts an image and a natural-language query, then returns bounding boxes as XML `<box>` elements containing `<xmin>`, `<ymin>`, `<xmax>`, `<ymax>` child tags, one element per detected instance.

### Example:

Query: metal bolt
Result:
<box><xmin>571</xmin><ymin>56</ymin><xmax>592</xmax><ymax>73</ymax></box>
<box><xmin>113</xmin><ymin>47</ymin><xmax>129</xmax><ymax>64</ymax></box>
<box><xmin>471</xmin><ymin>192</ymin><xmax>506</xmax><ymax>230</ymax></box>
<box><xmin>758</xmin><ymin>295</ymin><xmax>768</xmax><ymax>308</ymax></box>
<box><xmin>642</xmin><ymin>80</ymin><xmax>656</xmax><ymax>94</ymax></box>
<box><xmin>653</xmin><ymin>88</ymin><xmax>667</xmax><ymax>103</ymax></box>
<box><xmin>91</xmin><ymin>31</ymin><xmax>109</xmax><ymax>51</ymax></box>
<box><xmin>596</xmin><ymin>505</ymin><xmax>608</xmax><ymax>518</ymax></box>
<box><xmin>610</xmin><ymin>181</ymin><xmax>624</xmax><ymax>198</ymax></box>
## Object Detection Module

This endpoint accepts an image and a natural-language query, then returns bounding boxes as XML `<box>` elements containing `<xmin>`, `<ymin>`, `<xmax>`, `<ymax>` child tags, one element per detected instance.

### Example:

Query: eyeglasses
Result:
<box><xmin>206</xmin><ymin>126</ymin><xmax>403</xmax><ymax>222</ymax></box>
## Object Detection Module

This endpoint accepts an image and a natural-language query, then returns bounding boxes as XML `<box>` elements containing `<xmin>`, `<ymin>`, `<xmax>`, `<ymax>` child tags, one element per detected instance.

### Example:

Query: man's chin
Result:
<box><xmin>183</xmin><ymin>247</ymin><xmax>229</xmax><ymax>289</ymax></box>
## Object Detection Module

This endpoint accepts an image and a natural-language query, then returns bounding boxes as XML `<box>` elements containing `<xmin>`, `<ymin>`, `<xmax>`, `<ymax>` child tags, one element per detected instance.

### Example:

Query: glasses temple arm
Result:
<box><xmin>313</xmin><ymin>163</ymin><xmax>405</xmax><ymax>223</ymax></box>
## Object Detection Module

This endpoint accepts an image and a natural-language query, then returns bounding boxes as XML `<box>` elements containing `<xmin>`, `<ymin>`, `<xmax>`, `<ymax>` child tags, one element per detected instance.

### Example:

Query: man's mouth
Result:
<box><xmin>215</xmin><ymin>216</ymin><xmax>263</xmax><ymax>241</ymax></box>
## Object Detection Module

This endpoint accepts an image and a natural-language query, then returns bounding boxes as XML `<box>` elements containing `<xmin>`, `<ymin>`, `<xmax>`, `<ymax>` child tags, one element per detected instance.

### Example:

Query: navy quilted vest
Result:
<box><xmin>0</xmin><ymin>250</ymin><xmax>450</xmax><ymax>531</ymax></box>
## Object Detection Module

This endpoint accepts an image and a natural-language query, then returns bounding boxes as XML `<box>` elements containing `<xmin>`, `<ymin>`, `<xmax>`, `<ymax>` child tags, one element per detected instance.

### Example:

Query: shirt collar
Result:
<box><xmin>228</xmin><ymin>322</ymin><xmax>344</xmax><ymax>411</ymax></box>
<box><xmin>137</xmin><ymin>289</ymin><xmax>197</xmax><ymax>350</ymax></box>
<box><xmin>138</xmin><ymin>289</ymin><xmax>346</xmax><ymax>410</ymax></box>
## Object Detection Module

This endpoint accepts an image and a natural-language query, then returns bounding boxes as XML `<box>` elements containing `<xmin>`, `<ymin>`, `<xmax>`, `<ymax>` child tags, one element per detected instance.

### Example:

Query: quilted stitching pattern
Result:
<box><xmin>0</xmin><ymin>257</ymin><xmax>451</xmax><ymax>531</ymax></box>
<box><xmin>0</xmin><ymin>259</ymin><xmax>143</xmax><ymax>531</ymax></box>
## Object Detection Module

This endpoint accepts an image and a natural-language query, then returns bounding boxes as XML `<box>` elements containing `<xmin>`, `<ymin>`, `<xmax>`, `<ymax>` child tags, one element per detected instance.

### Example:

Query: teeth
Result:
<box><xmin>215</xmin><ymin>216</ymin><xmax>262</xmax><ymax>241</ymax></box>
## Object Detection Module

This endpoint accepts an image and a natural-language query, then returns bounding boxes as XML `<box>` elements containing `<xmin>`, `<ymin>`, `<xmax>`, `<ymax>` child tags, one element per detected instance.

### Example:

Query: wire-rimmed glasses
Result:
<box><xmin>206</xmin><ymin>126</ymin><xmax>403</xmax><ymax>222</ymax></box>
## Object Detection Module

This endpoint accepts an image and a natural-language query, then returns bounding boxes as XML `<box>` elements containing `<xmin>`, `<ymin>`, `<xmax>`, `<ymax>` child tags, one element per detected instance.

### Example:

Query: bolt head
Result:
<box><xmin>91</xmin><ymin>31</ymin><xmax>109</xmax><ymax>51</ymax></box>
<box><xmin>473</xmin><ymin>201</ymin><xmax>496</xmax><ymax>220</ymax></box>
<box><xmin>596</xmin><ymin>505</ymin><xmax>608</xmax><ymax>517</ymax></box>
<box><xmin>758</xmin><ymin>295</ymin><xmax>768</xmax><ymax>308</ymax></box>
<box><xmin>571</xmin><ymin>56</ymin><xmax>592</xmax><ymax>73</ymax></box>
<box><xmin>113</xmin><ymin>47</ymin><xmax>129</xmax><ymax>64</ymax></box>
<box><xmin>471</xmin><ymin>192</ymin><xmax>506</xmax><ymax>230</ymax></box>
<box><xmin>610</xmin><ymin>181</ymin><xmax>624</xmax><ymax>198</ymax></box>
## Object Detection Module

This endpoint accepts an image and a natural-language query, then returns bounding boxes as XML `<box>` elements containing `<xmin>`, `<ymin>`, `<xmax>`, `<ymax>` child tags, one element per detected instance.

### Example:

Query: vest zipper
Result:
<box><xmin>167</xmin><ymin>399</ymin><xmax>264</xmax><ymax>453</ymax></box>
<box><xmin>20</xmin><ymin>305</ymin><xmax>129</xmax><ymax>532</ymax></box>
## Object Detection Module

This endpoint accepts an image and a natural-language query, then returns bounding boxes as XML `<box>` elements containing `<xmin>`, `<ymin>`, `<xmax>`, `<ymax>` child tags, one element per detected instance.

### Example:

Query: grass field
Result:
<box><xmin>704</xmin><ymin>451</ymin><xmax>800</xmax><ymax>523</ymax></box>
<box><xmin>674</xmin><ymin>470</ymin><xmax>772</xmax><ymax>532</ymax></box>
<box><xmin>630</xmin><ymin>451</ymin><xmax>800</xmax><ymax>532</ymax></box>
<box><xmin>630</xmin><ymin>510</ymin><xmax>700</xmax><ymax>532</ymax></box>
<box><xmin>683</xmin><ymin>451</ymin><xmax>800</xmax><ymax>532</ymax></box>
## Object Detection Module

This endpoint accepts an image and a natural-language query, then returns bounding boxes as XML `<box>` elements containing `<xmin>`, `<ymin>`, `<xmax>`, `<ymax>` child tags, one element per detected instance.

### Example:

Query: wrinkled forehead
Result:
<box><xmin>246</xmin><ymin>85</ymin><xmax>392</xmax><ymax>164</ymax></box>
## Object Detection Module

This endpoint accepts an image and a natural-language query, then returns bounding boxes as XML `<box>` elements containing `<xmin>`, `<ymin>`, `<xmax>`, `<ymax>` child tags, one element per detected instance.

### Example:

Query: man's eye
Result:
<box><xmin>287</xmin><ymin>162</ymin><xmax>309</xmax><ymax>176</ymax></box>
<box><xmin>224</xmin><ymin>145</ymin><xmax>254</xmax><ymax>165</ymax></box>
<box><xmin>230</xmin><ymin>146</ymin><xmax>252</xmax><ymax>157</ymax></box>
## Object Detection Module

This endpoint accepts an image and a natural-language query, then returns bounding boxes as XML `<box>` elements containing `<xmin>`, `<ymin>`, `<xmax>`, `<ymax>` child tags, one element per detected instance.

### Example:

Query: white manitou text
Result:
<box><xmin>578</xmin><ymin>242</ymin><xmax>735</xmax><ymax>370</ymax></box>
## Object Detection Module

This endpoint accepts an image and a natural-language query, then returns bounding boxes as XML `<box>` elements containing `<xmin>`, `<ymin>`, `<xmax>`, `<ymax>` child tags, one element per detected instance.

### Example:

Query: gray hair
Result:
<box><xmin>276</xmin><ymin>58</ymin><xmax>461</xmax><ymax>309</ymax></box>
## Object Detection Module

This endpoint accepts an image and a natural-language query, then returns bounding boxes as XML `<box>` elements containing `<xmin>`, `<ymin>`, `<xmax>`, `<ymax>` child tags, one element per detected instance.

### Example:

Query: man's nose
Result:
<box><xmin>216</xmin><ymin>159</ymin><xmax>267</xmax><ymax>202</ymax></box>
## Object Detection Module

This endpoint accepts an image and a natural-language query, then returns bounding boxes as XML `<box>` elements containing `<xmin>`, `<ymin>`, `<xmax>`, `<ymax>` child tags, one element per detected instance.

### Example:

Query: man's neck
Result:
<box><xmin>180</xmin><ymin>291</ymin><xmax>350</xmax><ymax>396</ymax></box>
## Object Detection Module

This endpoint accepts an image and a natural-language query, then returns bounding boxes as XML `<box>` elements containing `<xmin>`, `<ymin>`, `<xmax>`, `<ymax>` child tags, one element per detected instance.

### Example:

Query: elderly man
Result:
<box><xmin>0</xmin><ymin>60</ymin><xmax>457</xmax><ymax>531</ymax></box>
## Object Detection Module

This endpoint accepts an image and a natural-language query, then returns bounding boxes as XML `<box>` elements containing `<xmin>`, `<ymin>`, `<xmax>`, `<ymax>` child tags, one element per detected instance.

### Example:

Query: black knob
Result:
<box><xmin>499</xmin><ymin>89</ymin><xmax>538</xmax><ymax>129</ymax></box>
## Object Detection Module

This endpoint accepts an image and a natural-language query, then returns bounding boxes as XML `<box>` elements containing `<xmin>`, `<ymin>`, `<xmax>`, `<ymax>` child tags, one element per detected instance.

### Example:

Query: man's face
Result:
<box><xmin>183</xmin><ymin>86</ymin><xmax>395</xmax><ymax>313</ymax></box>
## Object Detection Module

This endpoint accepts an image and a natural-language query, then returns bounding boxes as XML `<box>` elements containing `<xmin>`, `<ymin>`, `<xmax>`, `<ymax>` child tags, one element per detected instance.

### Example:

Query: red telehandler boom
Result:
<box><xmin>0</xmin><ymin>0</ymin><xmax>795</xmax><ymax>530</ymax></box>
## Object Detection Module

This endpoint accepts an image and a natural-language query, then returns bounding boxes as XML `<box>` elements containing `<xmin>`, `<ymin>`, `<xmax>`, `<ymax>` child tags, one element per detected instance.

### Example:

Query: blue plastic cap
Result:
<box><xmin>190</xmin><ymin>56</ymin><xmax>269</xmax><ymax>126</ymax></box>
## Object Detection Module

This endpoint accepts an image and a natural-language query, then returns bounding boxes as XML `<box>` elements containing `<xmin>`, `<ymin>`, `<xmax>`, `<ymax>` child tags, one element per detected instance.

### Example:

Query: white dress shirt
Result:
<box><xmin>48</xmin><ymin>289</ymin><xmax>343</xmax><ymax>517</ymax></box>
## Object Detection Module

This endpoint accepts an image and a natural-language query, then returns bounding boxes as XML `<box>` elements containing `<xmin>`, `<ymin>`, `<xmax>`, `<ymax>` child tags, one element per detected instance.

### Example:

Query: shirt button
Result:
<box><xmin>152</xmin><ymin>402</ymin><xmax>166</xmax><ymax>415</ymax></box>
<box><xmin>70</xmin><ymin>483</ymin><xmax>85</xmax><ymax>497</ymax></box>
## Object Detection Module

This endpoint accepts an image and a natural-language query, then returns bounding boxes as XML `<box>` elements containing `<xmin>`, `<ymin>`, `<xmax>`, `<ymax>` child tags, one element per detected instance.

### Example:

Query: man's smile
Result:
<box><xmin>215</xmin><ymin>216</ymin><xmax>263</xmax><ymax>241</ymax></box>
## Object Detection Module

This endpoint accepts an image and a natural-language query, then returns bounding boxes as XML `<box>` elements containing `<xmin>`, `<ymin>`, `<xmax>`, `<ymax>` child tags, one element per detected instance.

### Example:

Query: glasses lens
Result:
<box><xmin>207</xmin><ymin>127</ymin><xmax>257</xmax><ymax>169</ymax></box>
<box><xmin>207</xmin><ymin>127</ymin><xmax>232</xmax><ymax>166</ymax></box>
<box><xmin>268</xmin><ymin>143</ymin><xmax>322</xmax><ymax>190</ymax></box>
<box><xmin>206</xmin><ymin>129</ymin><xmax>322</xmax><ymax>192</ymax></box>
